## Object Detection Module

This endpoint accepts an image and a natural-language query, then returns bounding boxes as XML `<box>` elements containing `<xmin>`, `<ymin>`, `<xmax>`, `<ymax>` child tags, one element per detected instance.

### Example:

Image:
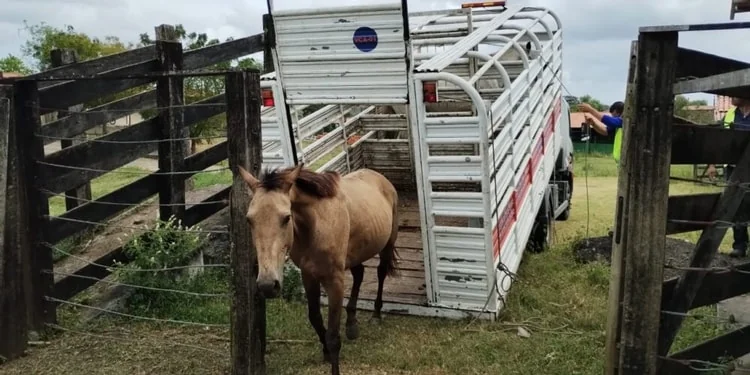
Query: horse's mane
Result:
<box><xmin>259</xmin><ymin>166</ymin><xmax>340</xmax><ymax>198</ymax></box>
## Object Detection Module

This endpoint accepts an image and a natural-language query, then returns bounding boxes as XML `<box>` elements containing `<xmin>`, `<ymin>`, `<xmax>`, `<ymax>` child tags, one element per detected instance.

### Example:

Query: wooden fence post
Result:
<box><xmin>0</xmin><ymin>85</ymin><xmax>28</xmax><ymax>362</ymax></box>
<box><xmin>227</xmin><ymin>70</ymin><xmax>266</xmax><ymax>375</ymax></box>
<box><xmin>14</xmin><ymin>79</ymin><xmax>56</xmax><ymax>332</ymax></box>
<box><xmin>155</xmin><ymin>24</ymin><xmax>187</xmax><ymax>222</ymax></box>
<box><xmin>50</xmin><ymin>48</ymin><xmax>93</xmax><ymax>210</ymax></box>
<box><xmin>262</xmin><ymin>14</ymin><xmax>275</xmax><ymax>74</ymax></box>
<box><xmin>605</xmin><ymin>39</ymin><xmax>639</xmax><ymax>375</ymax></box>
<box><xmin>609</xmin><ymin>31</ymin><xmax>678</xmax><ymax>375</ymax></box>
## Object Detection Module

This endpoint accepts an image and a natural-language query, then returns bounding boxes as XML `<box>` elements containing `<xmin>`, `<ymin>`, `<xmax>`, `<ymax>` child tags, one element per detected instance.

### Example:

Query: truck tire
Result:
<box><xmin>527</xmin><ymin>195</ymin><xmax>553</xmax><ymax>253</ymax></box>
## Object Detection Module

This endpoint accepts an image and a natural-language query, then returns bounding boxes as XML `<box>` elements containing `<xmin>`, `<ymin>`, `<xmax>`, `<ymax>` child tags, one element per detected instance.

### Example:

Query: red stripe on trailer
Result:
<box><xmin>492</xmin><ymin>191</ymin><xmax>516</xmax><ymax>259</ymax></box>
<box><xmin>492</xmin><ymin>94</ymin><xmax>563</xmax><ymax>260</ymax></box>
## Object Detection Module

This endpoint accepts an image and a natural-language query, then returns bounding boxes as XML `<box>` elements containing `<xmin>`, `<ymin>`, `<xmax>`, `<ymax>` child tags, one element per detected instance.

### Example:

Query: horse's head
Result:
<box><xmin>238</xmin><ymin>164</ymin><xmax>303</xmax><ymax>299</ymax></box>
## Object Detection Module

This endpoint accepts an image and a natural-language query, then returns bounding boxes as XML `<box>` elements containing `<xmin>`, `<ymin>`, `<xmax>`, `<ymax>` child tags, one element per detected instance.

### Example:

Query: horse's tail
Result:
<box><xmin>382</xmin><ymin>186</ymin><xmax>400</xmax><ymax>278</ymax></box>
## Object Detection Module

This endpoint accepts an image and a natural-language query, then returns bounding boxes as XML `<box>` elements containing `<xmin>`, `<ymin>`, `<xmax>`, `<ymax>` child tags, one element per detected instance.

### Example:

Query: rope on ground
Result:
<box><xmin>44</xmin><ymin>242</ymin><xmax>230</xmax><ymax>272</ymax></box>
<box><xmin>45</xmin><ymin>323</ymin><xmax>229</xmax><ymax>356</ymax></box>
<box><xmin>36</xmin><ymin>160</ymin><xmax>229</xmax><ymax>176</ymax></box>
<box><xmin>43</xmin><ymin>270</ymin><xmax>230</xmax><ymax>298</ymax></box>
<box><xmin>46</xmin><ymin>296</ymin><xmax>230</xmax><ymax>328</ymax></box>
<box><xmin>40</xmin><ymin>188</ymin><xmax>228</xmax><ymax>207</ymax></box>
<box><xmin>43</xmin><ymin>215</ymin><xmax>229</xmax><ymax>234</ymax></box>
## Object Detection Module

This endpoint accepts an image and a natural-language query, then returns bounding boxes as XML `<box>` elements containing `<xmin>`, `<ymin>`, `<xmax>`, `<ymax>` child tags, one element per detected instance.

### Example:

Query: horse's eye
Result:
<box><xmin>281</xmin><ymin>214</ymin><xmax>291</xmax><ymax>226</ymax></box>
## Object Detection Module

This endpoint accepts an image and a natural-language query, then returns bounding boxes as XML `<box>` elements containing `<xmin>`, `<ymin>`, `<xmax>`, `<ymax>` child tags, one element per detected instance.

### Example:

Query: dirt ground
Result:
<box><xmin>573</xmin><ymin>235</ymin><xmax>750</xmax><ymax>280</ymax></box>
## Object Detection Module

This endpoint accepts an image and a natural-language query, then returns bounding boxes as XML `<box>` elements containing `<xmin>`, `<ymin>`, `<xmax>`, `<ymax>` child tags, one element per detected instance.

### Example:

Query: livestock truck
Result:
<box><xmin>256</xmin><ymin>0</ymin><xmax>574</xmax><ymax>319</ymax></box>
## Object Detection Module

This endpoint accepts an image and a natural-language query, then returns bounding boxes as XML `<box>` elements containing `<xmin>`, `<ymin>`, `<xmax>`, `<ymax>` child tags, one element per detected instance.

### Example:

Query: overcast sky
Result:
<box><xmin>1</xmin><ymin>0</ymin><xmax>748</xmax><ymax>104</ymax></box>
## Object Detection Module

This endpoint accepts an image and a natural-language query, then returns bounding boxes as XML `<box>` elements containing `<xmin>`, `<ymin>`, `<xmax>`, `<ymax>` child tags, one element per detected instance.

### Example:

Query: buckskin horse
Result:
<box><xmin>237</xmin><ymin>163</ymin><xmax>400</xmax><ymax>375</ymax></box>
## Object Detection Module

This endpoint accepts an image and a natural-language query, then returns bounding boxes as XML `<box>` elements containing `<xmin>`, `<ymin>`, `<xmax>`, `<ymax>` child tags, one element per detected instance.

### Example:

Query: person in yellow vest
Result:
<box><xmin>707</xmin><ymin>97</ymin><xmax>750</xmax><ymax>257</ymax></box>
<box><xmin>579</xmin><ymin>101</ymin><xmax>625</xmax><ymax>165</ymax></box>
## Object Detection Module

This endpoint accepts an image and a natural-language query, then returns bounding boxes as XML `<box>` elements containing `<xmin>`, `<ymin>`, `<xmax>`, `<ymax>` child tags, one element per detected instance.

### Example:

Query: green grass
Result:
<box><xmin>3</xmin><ymin>154</ymin><xmax>734</xmax><ymax>375</ymax></box>
<box><xmin>48</xmin><ymin>166</ymin><xmax>148</xmax><ymax>217</ymax></box>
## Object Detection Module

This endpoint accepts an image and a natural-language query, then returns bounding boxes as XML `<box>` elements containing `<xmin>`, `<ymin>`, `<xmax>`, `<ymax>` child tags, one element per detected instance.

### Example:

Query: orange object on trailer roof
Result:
<box><xmin>461</xmin><ymin>1</ymin><xmax>506</xmax><ymax>9</ymax></box>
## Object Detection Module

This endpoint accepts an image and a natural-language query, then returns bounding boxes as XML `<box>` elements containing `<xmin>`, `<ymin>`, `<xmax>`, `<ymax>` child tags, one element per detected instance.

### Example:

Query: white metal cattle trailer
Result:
<box><xmin>258</xmin><ymin>1</ymin><xmax>574</xmax><ymax>320</ymax></box>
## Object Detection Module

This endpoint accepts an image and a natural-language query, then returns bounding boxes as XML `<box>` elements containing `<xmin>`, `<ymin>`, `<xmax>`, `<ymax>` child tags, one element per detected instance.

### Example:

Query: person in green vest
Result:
<box><xmin>706</xmin><ymin>97</ymin><xmax>750</xmax><ymax>257</ymax></box>
<box><xmin>579</xmin><ymin>101</ymin><xmax>625</xmax><ymax>165</ymax></box>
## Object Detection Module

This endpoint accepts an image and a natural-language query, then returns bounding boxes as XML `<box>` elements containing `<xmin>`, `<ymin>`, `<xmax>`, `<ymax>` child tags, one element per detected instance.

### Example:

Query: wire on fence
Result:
<box><xmin>46</xmin><ymin>296</ymin><xmax>230</xmax><ymax>328</ymax></box>
<box><xmin>36</xmin><ymin>160</ymin><xmax>230</xmax><ymax>176</ymax></box>
<box><xmin>37</xmin><ymin>133</ymin><xmax>228</xmax><ymax>144</ymax></box>
<box><xmin>33</xmin><ymin>102</ymin><xmax>226</xmax><ymax>115</ymax></box>
<box><xmin>667</xmin><ymin>219</ymin><xmax>750</xmax><ymax>230</ymax></box>
<box><xmin>43</xmin><ymin>270</ymin><xmax>230</xmax><ymax>298</ymax></box>
<box><xmin>664</xmin><ymin>263</ymin><xmax>750</xmax><ymax>275</ymax></box>
<box><xmin>669</xmin><ymin>175</ymin><xmax>750</xmax><ymax>190</ymax></box>
<box><xmin>42</xmin><ymin>215</ymin><xmax>230</xmax><ymax>234</ymax></box>
<box><xmin>40</xmin><ymin>188</ymin><xmax>228</xmax><ymax>207</ymax></box>
<box><xmin>45</xmin><ymin>323</ymin><xmax>229</xmax><ymax>356</ymax></box>
<box><xmin>43</xmin><ymin>242</ymin><xmax>230</xmax><ymax>272</ymax></box>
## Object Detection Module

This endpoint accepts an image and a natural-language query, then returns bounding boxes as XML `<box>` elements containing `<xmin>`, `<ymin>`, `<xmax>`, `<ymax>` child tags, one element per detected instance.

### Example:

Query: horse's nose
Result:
<box><xmin>257</xmin><ymin>279</ymin><xmax>281</xmax><ymax>299</ymax></box>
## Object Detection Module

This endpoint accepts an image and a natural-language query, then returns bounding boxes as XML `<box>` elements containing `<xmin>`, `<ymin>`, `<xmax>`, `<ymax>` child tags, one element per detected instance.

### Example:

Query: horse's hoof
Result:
<box><xmin>346</xmin><ymin>324</ymin><xmax>359</xmax><ymax>340</ymax></box>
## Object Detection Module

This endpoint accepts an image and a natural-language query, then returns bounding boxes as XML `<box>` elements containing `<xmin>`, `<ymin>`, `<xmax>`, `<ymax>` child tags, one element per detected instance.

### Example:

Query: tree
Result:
<box><xmin>0</xmin><ymin>54</ymin><xmax>32</xmax><ymax>75</ymax></box>
<box><xmin>139</xmin><ymin>26</ymin><xmax>262</xmax><ymax>153</ymax></box>
<box><xmin>577</xmin><ymin>95</ymin><xmax>608</xmax><ymax>111</ymax></box>
<box><xmin>19</xmin><ymin>21</ymin><xmax>145</xmax><ymax>111</ymax></box>
<box><xmin>20</xmin><ymin>21</ymin><xmax>134</xmax><ymax>71</ymax></box>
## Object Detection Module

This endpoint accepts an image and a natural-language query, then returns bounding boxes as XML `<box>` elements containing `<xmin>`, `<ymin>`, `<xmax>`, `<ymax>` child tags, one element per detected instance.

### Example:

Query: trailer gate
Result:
<box><xmin>263</xmin><ymin>2</ymin><xmax>565</xmax><ymax>319</ymax></box>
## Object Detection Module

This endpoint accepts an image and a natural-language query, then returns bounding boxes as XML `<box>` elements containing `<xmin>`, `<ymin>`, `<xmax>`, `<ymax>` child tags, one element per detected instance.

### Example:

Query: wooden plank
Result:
<box><xmin>262</xmin><ymin>15</ymin><xmax>275</xmax><ymax>74</ymax></box>
<box><xmin>183</xmin><ymin>34</ymin><xmax>264</xmax><ymax>71</ymax></box>
<box><xmin>39</xmin><ymin>93</ymin><xmax>226</xmax><ymax>195</ymax></box>
<box><xmin>657</xmin><ymin>324</ymin><xmax>750</xmax><ymax>374</ymax></box>
<box><xmin>609</xmin><ymin>32</ymin><xmax>678</xmax><ymax>375</ymax></box>
<box><xmin>183</xmin><ymin>186</ymin><xmax>229</xmax><ymax>227</ymax></box>
<box><xmin>671</xmin><ymin>124</ymin><xmax>750</xmax><ymax>165</ymax></box>
<box><xmin>673</xmin><ymin>67</ymin><xmax>750</xmax><ymax>99</ymax></box>
<box><xmin>32</xmin><ymin>46</ymin><xmax>155</xmax><ymax>88</ymax></box>
<box><xmin>227</xmin><ymin>70</ymin><xmax>266</xmax><ymax>375</ymax></box>
<box><xmin>658</xmin><ymin>84</ymin><xmax>750</xmax><ymax>365</ymax></box>
<box><xmin>155</xmin><ymin>25</ymin><xmax>187</xmax><ymax>221</ymax></box>
<box><xmin>50</xmin><ymin>49</ymin><xmax>93</xmax><ymax>211</ymax></box>
<box><xmin>46</xmin><ymin>141</ymin><xmax>225</xmax><ymax>244</ymax></box>
<box><xmin>666</xmin><ymin>193</ymin><xmax>750</xmax><ymax>234</ymax></box>
<box><xmin>40</xmin><ymin>90</ymin><xmax>157</xmax><ymax>145</ymax></box>
<box><xmin>606</xmin><ymin>41</ymin><xmax>639</xmax><ymax>375</ymax></box>
<box><xmin>38</xmin><ymin>59</ymin><xmax>159</xmax><ymax>115</ymax></box>
<box><xmin>0</xmin><ymin>86</ymin><xmax>28</xmax><ymax>361</ymax></box>
<box><xmin>676</xmin><ymin>47</ymin><xmax>750</xmax><ymax>81</ymax></box>
<box><xmin>13</xmin><ymin>80</ymin><xmax>56</xmax><ymax>331</ymax></box>
<box><xmin>661</xmin><ymin>261</ymin><xmax>750</xmax><ymax>311</ymax></box>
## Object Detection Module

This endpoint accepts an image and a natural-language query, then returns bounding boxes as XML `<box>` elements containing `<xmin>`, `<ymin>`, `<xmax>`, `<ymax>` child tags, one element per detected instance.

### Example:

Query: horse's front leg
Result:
<box><xmin>301</xmin><ymin>271</ymin><xmax>329</xmax><ymax>362</ymax></box>
<box><xmin>323</xmin><ymin>273</ymin><xmax>345</xmax><ymax>375</ymax></box>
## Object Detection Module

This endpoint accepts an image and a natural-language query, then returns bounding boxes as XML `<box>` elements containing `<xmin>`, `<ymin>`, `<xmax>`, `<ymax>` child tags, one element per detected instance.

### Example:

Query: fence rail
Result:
<box><xmin>605</xmin><ymin>21</ymin><xmax>750</xmax><ymax>375</ymax></box>
<box><xmin>0</xmin><ymin>23</ymin><xmax>268</xmax><ymax>374</ymax></box>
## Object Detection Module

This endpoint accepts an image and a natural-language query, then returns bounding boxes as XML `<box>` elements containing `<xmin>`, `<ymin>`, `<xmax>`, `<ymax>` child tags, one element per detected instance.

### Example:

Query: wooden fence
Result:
<box><xmin>0</xmin><ymin>24</ymin><xmax>267</xmax><ymax>374</ymax></box>
<box><xmin>605</xmin><ymin>21</ymin><xmax>750</xmax><ymax>375</ymax></box>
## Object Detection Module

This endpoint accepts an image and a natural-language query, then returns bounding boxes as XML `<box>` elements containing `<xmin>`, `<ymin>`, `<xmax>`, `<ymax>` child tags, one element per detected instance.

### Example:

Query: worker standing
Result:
<box><xmin>707</xmin><ymin>97</ymin><xmax>750</xmax><ymax>257</ymax></box>
<box><xmin>578</xmin><ymin>101</ymin><xmax>625</xmax><ymax>165</ymax></box>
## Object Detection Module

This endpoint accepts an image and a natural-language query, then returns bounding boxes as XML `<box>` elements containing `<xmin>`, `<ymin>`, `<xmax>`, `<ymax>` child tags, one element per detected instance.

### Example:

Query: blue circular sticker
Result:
<box><xmin>353</xmin><ymin>27</ymin><xmax>378</xmax><ymax>53</ymax></box>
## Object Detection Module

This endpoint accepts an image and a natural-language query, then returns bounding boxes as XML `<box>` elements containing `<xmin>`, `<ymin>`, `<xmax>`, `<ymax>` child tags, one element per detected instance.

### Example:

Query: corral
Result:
<box><xmin>2</xmin><ymin>2</ymin><xmax>750</xmax><ymax>375</ymax></box>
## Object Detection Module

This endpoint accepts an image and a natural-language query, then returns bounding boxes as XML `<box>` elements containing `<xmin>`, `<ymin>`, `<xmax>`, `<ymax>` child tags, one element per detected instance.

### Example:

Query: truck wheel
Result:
<box><xmin>556</xmin><ymin>173</ymin><xmax>573</xmax><ymax>221</ymax></box>
<box><xmin>528</xmin><ymin>200</ymin><xmax>552</xmax><ymax>253</ymax></box>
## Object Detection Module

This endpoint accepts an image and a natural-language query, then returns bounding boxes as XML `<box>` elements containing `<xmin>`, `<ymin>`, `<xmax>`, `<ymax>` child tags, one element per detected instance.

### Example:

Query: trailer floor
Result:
<box><xmin>341</xmin><ymin>192</ymin><xmax>428</xmax><ymax>306</ymax></box>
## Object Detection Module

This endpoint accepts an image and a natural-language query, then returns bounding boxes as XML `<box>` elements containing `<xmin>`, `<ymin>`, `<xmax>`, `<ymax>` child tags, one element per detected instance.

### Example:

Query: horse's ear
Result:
<box><xmin>238</xmin><ymin>166</ymin><xmax>259</xmax><ymax>192</ymax></box>
<box><xmin>285</xmin><ymin>163</ymin><xmax>304</xmax><ymax>192</ymax></box>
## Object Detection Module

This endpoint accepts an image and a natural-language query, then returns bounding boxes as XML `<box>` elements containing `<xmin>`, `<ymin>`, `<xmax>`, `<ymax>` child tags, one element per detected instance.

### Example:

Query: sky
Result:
<box><xmin>1</xmin><ymin>0</ymin><xmax>748</xmax><ymax>104</ymax></box>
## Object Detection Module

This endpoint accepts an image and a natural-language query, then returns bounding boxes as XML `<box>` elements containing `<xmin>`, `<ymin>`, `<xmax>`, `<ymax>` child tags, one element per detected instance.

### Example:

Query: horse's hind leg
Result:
<box><xmin>372</xmin><ymin>242</ymin><xmax>398</xmax><ymax>323</ymax></box>
<box><xmin>345</xmin><ymin>264</ymin><xmax>364</xmax><ymax>340</ymax></box>
<box><xmin>302</xmin><ymin>271</ymin><xmax>330</xmax><ymax>362</ymax></box>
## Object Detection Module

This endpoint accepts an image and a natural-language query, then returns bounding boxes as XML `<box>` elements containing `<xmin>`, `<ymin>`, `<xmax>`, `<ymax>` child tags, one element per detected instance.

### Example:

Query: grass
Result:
<box><xmin>4</xmin><ymin>154</ymin><xmax>736</xmax><ymax>374</ymax></box>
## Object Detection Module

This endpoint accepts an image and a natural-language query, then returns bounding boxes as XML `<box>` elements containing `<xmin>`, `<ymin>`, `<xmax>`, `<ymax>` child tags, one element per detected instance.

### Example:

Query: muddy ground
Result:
<box><xmin>573</xmin><ymin>235</ymin><xmax>750</xmax><ymax>280</ymax></box>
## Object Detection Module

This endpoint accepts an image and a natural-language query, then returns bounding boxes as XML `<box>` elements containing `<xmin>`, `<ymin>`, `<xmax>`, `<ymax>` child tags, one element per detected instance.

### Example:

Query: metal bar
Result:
<box><xmin>640</xmin><ymin>21</ymin><xmax>750</xmax><ymax>33</ymax></box>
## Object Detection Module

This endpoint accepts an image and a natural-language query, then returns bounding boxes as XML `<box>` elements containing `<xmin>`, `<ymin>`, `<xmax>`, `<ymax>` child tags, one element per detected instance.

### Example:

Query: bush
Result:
<box><xmin>114</xmin><ymin>217</ymin><xmax>230</xmax><ymax>323</ymax></box>
<box><xmin>282</xmin><ymin>261</ymin><xmax>305</xmax><ymax>302</ymax></box>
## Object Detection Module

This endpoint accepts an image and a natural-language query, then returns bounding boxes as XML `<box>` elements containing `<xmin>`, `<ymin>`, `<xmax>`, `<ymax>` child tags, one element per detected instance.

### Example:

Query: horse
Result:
<box><xmin>237</xmin><ymin>163</ymin><xmax>400</xmax><ymax>375</ymax></box>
